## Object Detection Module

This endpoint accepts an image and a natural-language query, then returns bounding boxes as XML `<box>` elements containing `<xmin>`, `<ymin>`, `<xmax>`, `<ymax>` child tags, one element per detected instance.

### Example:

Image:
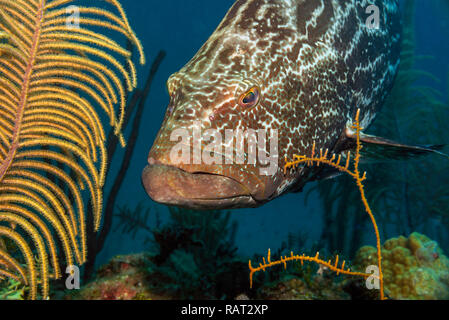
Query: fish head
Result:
<box><xmin>142</xmin><ymin>71</ymin><xmax>290</xmax><ymax>210</ymax></box>
<box><xmin>142</xmin><ymin>2</ymin><xmax>308</xmax><ymax>209</ymax></box>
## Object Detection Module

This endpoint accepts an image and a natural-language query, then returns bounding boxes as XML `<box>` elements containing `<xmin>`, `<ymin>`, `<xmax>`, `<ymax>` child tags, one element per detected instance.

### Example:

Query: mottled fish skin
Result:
<box><xmin>143</xmin><ymin>0</ymin><xmax>401</xmax><ymax>209</ymax></box>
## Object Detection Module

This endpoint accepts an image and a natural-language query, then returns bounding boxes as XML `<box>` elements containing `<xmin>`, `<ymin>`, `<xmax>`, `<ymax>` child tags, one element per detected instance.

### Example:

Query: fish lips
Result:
<box><xmin>141</xmin><ymin>163</ymin><xmax>258</xmax><ymax>210</ymax></box>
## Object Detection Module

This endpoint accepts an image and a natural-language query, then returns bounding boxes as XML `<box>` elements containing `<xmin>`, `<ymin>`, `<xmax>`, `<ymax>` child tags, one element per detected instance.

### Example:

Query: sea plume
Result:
<box><xmin>0</xmin><ymin>0</ymin><xmax>144</xmax><ymax>299</ymax></box>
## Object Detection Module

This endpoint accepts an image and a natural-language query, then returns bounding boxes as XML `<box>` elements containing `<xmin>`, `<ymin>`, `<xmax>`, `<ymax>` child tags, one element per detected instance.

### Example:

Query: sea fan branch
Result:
<box><xmin>0</xmin><ymin>0</ymin><xmax>144</xmax><ymax>298</ymax></box>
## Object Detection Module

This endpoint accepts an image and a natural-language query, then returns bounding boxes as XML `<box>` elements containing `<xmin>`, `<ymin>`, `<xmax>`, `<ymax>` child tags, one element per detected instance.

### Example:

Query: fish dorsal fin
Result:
<box><xmin>342</xmin><ymin>126</ymin><xmax>448</xmax><ymax>162</ymax></box>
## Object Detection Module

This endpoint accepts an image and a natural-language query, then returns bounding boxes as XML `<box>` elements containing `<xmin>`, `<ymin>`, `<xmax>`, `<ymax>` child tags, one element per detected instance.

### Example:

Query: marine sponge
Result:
<box><xmin>353</xmin><ymin>232</ymin><xmax>449</xmax><ymax>299</ymax></box>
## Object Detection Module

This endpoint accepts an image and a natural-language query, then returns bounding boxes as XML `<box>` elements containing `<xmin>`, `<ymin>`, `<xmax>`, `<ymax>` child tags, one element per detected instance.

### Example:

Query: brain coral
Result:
<box><xmin>353</xmin><ymin>232</ymin><xmax>449</xmax><ymax>300</ymax></box>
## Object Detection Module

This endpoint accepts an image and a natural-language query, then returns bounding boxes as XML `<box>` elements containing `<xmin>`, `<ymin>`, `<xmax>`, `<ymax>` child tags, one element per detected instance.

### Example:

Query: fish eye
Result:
<box><xmin>238</xmin><ymin>86</ymin><xmax>260</xmax><ymax>108</ymax></box>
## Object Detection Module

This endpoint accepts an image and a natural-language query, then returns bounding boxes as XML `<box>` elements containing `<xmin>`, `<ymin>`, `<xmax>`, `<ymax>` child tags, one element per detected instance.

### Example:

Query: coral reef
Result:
<box><xmin>147</xmin><ymin>208</ymin><xmax>249</xmax><ymax>299</ymax></box>
<box><xmin>63</xmin><ymin>249</ymin><xmax>357</xmax><ymax>300</ymax></box>
<box><xmin>65</xmin><ymin>253</ymin><xmax>166</xmax><ymax>300</ymax></box>
<box><xmin>257</xmin><ymin>276</ymin><xmax>350</xmax><ymax>300</ymax></box>
<box><xmin>114</xmin><ymin>205</ymin><xmax>249</xmax><ymax>299</ymax></box>
<box><xmin>252</xmin><ymin>253</ymin><xmax>354</xmax><ymax>300</ymax></box>
<box><xmin>65</xmin><ymin>250</ymin><xmax>248</xmax><ymax>300</ymax></box>
<box><xmin>353</xmin><ymin>232</ymin><xmax>449</xmax><ymax>299</ymax></box>
<box><xmin>0</xmin><ymin>278</ymin><xmax>26</xmax><ymax>300</ymax></box>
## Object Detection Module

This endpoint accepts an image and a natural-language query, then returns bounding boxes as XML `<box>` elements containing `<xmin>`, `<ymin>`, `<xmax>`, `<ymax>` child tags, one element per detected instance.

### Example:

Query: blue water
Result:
<box><xmin>97</xmin><ymin>0</ymin><xmax>449</xmax><ymax>268</ymax></box>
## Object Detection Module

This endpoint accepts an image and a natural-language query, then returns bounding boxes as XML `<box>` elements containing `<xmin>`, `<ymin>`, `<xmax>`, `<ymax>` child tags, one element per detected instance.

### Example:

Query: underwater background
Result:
<box><xmin>100</xmin><ymin>0</ymin><xmax>324</xmax><ymax>266</ymax></box>
<box><xmin>93</xmin><ymin>0</ymin><xmax>449</xmax><ymax>299</ymax></box>
<box><xmin>99</xmin><ymin>0</ymin><xmax>449</xmax><ymax>265</ymax></box>
<box><xmin>1</xmin><ymin>0</ymin><xmax>449</xmax><ymax>300</ymax></box>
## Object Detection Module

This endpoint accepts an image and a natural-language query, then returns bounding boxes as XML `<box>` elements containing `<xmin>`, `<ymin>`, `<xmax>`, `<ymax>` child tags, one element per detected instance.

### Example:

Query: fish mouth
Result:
<box><xmin>142</xmin><ymin>164</ymin><xmax>258</xmax><ymax>210</ymax></box>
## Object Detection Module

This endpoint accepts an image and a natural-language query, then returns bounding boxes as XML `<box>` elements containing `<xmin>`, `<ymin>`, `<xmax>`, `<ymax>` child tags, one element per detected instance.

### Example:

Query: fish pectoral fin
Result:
<box><xmin>344</xmin><ymin>128</ymin><xmax>448</xmax><ymax>162</ymax></box>
<box><xmin>313</xmin><ymin>166</ymin><xmax>344</xmax><ymax>181</ymax></box>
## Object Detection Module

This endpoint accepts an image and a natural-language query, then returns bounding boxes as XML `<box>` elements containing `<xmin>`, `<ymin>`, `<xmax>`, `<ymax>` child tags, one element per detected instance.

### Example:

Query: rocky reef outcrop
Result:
<box><xmin>353</xmin><ymin>232</ymin><xmax>449</xmax><ymax>299</ymax></box>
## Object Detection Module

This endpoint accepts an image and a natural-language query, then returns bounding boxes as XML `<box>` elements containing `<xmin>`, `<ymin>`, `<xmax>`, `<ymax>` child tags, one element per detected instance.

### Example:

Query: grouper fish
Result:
<box><xmin>142</xmin><ymin>0</ymin><xmax>443</xmax><ymax>210</ymax></box>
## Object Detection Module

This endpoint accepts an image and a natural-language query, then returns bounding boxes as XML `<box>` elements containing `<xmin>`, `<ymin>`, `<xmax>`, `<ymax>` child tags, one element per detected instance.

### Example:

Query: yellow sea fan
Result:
<box><xmin>0</xmin><ymin>0</ymin><xmax>144</xmax><ymax>299</ymax></box>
